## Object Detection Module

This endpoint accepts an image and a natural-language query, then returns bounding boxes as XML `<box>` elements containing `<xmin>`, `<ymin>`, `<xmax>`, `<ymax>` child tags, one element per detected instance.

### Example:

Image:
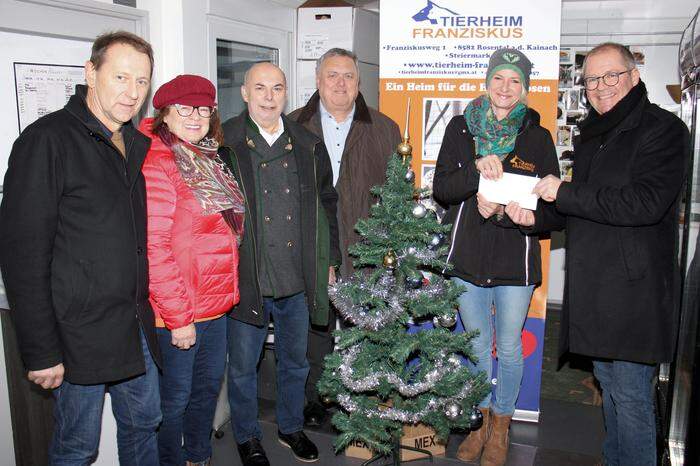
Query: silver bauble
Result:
<box><xmin>404</xmin><ymin>169</ymin><xmax>416</xmax><ymax>183</ymax></box>
<box><xmin>412</xmin><ymin>203</ymin><xmax>427</xmax><ymax>218</ymax></box>
<box><xmin>469</xmin><ymin>406</ymin><xmax>484</xmax><ymax>429</ymax></box>
<box><xmin>445</xmin><ymin>402</ymin><xmax>463</xmax><ymax>420</ymax></box>
<box><xmin>406</xmin><ymin>246</ymin><xmax>418</xmax><ymax>255</ymax></box>
<box><xmin>438</xmin><ymin>313</ymin><xmax>457</xmax><ymax>328</ymax></box>
<box><xmin>428</xmin><ymin>232</ymin><xmax>446</xmax><ymax>250</ymax></box>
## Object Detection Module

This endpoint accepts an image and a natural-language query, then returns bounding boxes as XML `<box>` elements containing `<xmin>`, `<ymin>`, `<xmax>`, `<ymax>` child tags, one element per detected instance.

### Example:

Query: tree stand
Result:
<box><xmin>361</xmin><ymin>434</ymin><xmax>434</xmax><ymax>466</ymax></box>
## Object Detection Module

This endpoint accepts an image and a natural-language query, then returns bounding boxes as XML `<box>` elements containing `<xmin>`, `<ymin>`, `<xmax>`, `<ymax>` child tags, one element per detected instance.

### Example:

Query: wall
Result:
<box><xmin>547</xmin><ymin>0</ymin><xmax>698</xmax><ymax>304</ymax></box>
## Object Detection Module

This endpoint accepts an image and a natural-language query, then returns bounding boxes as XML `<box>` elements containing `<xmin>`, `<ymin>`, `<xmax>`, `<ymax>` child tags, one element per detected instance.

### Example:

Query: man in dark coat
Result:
<box><xmin>288</xmin><ymin>48</ymin><xmax>401</xmax><ymax>426</ymax></box>
<box><xmin>530</xmin><ymin>42</ymin><xmax>689</xmax><ymax>466</ymax></box>
<box><xmin>221</xmin><ymin>62</ymin><xmax>340</xmax><ymax>466</ymax></box>
<box><xmin>0</xmin><ymin>32</ymin><xmax>162</xmax><ymax>464</ymax></box>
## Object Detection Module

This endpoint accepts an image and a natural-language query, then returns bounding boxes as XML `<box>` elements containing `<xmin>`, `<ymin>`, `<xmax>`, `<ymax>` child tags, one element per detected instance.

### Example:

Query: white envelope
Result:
<box><xmin>478</xmin><ymin>173</ymin><xmax>539</xmax><ymax>210</ymax></box>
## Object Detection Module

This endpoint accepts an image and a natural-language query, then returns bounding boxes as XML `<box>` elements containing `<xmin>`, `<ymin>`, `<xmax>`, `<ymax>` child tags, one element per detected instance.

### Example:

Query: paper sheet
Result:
<box><xmin>478</xmin><ymin>173</ymin><xmax>539</xmax><ymax>210</ymax></box>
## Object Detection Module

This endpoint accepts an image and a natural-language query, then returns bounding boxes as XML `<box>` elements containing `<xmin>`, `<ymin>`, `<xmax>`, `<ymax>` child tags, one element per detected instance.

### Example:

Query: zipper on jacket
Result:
<box><xmin>443</xmin><ymin>201</ymin><xmax>466</xmax><ymax>274</ymax></box>
<box><xmin>524</xmin><ymin>236</ymin><xmax>530</xmax><ymax>285</ymax></box>
<box><xmin>225</xmin><ymin>145</ymin><xmax>263</xmax><ymax>315</ymax></box>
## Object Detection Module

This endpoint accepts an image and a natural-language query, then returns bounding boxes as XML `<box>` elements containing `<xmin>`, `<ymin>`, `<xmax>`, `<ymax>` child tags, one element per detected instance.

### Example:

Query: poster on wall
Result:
<box><xmin>380</xmin><ymin>0</ymin><xmax>562</xmax><ymax>421</ymax></box>
<box><xmin>14</xmin><ymin>62</ymin><xmax>84</xmax><ymax>133</ymax></box>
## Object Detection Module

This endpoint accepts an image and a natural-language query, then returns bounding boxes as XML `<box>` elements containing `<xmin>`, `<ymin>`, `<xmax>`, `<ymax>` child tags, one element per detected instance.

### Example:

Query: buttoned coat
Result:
<box><xmin>536</xmin><ymin>95</ymin><xmax>689</xmax><ymax>364</ymax></box>
<box><xmin>221</xmin><ymin>111</ymin><xmax>340</xmax><ymax>327</ymax></box>
<box><xmin>289</xmin><ymin>91</ymin><xmax>401</xmax><ymax>277</ymax></box>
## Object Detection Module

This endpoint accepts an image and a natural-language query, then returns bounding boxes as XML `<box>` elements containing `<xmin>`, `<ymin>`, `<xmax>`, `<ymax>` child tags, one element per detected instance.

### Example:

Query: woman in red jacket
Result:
<box><xmin>140</xmin><ymin>74</ymin><xmax>244</xmax><ymax>466</ymax></box>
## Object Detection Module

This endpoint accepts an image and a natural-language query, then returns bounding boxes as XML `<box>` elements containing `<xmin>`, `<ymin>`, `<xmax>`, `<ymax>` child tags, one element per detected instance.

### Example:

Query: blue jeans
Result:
<box><xmin>226</xmin><ymin>292</ymin><xmax>310</xmax><ymax>443</ymax></box>
<box><xmin>593</xmin><ymin>360</ymin><xmax>657</xmax><ymax>466</ymax></box>
<box><xmin>157</xmin><ymin>317</ymin><xmax>227</xmax><ymax>465</ymax></box>
<box><xmin>452</xmin><ymin>277</ymin><xmax>534</xmax><ymax>416</ymax></box>
<box><xmin>49</xmin><ymin>329</ymin><xmax>161</xmax><ymax>466</ymax></box>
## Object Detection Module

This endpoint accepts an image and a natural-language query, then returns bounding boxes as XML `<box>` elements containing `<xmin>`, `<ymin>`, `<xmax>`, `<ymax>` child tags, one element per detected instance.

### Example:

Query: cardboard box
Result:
<box><xmin>297</xmin><ymin>6</ymin><xmax>379</xmax><ymax>64</ymax></box>
<box><xmin>344</xmin><ymin>423</ymin><xmax>446</xmax><ymax>461</ymax></box>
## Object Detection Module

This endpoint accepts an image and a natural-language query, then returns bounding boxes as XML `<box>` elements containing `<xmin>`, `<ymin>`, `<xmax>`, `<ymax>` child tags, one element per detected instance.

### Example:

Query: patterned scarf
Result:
<box><xmin>464</xmin><ymin>94</ymin><xmax>527</xmax><ymax>160</ymax></box>
<box><xmin>157</xmin><ymin>125</ymin><xmax>245</xmax><ymax>239</ymax></box>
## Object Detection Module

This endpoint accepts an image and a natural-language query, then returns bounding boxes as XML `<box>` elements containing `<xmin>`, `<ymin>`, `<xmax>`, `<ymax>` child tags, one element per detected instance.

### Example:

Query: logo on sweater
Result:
<box><xmin>510</xmin><ymin>155</ymin><xmax>535</xmax><ymax>172</ymax></box>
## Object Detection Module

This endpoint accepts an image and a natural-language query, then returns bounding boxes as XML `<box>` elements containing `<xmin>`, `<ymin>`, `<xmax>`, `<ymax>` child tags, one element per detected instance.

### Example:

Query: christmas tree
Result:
<box><xmin>318</xmin><ymin>130</ymin><xmax>490</xmax><ymax>457</ymax></box>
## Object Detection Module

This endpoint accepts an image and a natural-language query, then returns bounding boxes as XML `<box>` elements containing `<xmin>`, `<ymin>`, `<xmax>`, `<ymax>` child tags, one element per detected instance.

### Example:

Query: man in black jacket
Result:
<box><xmin>532</xmin><ymin>43</ymin><xmax>689</xmax><ymax>466</ymax></box>
<box><xmin>222</xmin><ymin>62</ymin><xmax>340</xmax><ymax>466</ymax></box>
<box><xmin>0</xmin><ymin>31</ymin><xmax>161</xmax><ymax>465</ymax></box>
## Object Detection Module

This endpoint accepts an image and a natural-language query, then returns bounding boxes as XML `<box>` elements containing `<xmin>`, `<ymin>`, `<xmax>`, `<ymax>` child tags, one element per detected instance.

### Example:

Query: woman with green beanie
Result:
<box><xmin>433</xmin><ymin>48</ymin><xmax>560</xmax><ymax>466</ymax></box>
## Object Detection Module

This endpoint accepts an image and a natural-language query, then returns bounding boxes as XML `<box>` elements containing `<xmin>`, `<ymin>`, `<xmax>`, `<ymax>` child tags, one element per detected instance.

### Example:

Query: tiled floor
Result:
<box><xmin>210</xmin><ymin>397</ymin><xmax>604</xmax><ymax>466</ymax></box>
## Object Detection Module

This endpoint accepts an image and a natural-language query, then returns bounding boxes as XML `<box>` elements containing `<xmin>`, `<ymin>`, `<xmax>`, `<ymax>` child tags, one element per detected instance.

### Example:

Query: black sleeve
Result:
<box><xmin>556</xmin><ymin>116</ymin><xmax>688</xmax><ymax>226</ymax></box>
<box><xmin>0</xmin><ymin>127</ymin><xmax>64</xmax><ymax>371</ymax></box>
<box><xmin>315</xmin><ymin>141</ymin><xmax>341</xmax><ymax>265</ymax></box>
<box><xmin>530</xmin><ymin>128</ymin><xmax>566</xmax><ymax>234</ymax></box>
<box><xmin>432</xmin><ymin>116</ymin><xmax>480</xmax><ymax>206</ymax></box>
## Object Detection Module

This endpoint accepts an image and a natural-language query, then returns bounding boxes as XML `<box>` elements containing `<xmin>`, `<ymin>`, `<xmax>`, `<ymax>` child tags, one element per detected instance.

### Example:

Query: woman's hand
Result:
<box><xmin>475</xmin><ymin>154</ymin><xmax>504</xmax><ymax>180</ymax></box>
<box><xmin>171</xmin><ymin>324</ymin><xmax>196</xmax><ymax>350</ymax></box>
<box><xmin>505</xmin><ymin>202</ymin><xmax>535</xmax><ymax>226</ymax></box>
<box><xmin>477</xmin><ymin>193</ymin><xmax>503</xmax><ymax>219</ymax></box>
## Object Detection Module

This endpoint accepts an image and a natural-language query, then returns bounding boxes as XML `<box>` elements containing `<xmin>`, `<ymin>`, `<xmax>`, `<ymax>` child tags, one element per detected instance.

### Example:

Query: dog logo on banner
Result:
<box><xmin>412</xmin><ymin>0</ymin><xmax>460</xmax><ymax>24</ymax></box>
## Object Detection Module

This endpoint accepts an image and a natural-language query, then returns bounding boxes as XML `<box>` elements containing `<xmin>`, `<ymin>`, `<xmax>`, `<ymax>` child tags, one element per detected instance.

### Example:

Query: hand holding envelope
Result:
<box><xmin>478</xmin><ymin>173</ymin><xmax>539</xmax><ymax>210</ymax></box>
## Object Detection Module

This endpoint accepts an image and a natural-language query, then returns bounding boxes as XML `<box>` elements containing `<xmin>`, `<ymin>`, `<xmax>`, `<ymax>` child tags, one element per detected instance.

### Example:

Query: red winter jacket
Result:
<box><xmin>140</xmin><ymin>118</ymin><xmax>240</xmax><ymax>330</ymax></box>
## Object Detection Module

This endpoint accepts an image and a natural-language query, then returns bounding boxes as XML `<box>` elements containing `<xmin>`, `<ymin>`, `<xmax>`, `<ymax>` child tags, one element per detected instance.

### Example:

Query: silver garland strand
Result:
<box><xmin>337</xmin><ymin>346</ymin><xmax>460</xmax><ymax>396</ymax></box>
<box><xmin>331</xmin><ymin>274</ymin><xmax>451</xmax><ymax>331</ymax></box>
<box><xmin>336</xmin><ymin>379</ymin><xmax>474</xmax><ymax>423</ymax></box>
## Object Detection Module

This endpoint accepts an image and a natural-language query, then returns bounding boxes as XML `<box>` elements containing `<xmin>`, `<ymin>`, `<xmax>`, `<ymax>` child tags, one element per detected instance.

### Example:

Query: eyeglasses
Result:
<box><xmin>174</xmin><ymin>104</ymin><xmax>214</xmax><ymax>118</ymax></box>
<box><xmin>582</xmin><ymin>70</ymin><xmax>633</xmax><ymax>91</ymax></box>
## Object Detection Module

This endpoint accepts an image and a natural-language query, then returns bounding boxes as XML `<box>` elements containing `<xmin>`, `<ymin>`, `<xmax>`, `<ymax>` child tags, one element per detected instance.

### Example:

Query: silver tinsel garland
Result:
<box><xmin>336</xmin><ymin>379</ymin><xmax>474</xmax><ymax>423</ymax></box>
<box><xmin>330</xmin><ymin>274</ymin><xmax>450</xmax><ymax>331</ymax></box>
<box><xmin>337</xmin><ymin>345</ymin><xmax>461</xmax><ymax>397</ymax></box>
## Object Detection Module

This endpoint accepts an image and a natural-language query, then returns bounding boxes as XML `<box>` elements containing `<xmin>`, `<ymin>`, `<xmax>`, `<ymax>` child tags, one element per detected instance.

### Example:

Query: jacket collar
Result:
<box><xmin>295</xmin><ymin>90</ymin><xmax>372</xmax><ymax>125</ymax></box>
<box><xmin>224</xmin><ymin>109</ymin><xmax>321</xmax><ymax>153</ymax></box>
<box><xmin>64</xmin><ymin>84</ymin><xmax>142</xmax><ymax>143</ymax></box>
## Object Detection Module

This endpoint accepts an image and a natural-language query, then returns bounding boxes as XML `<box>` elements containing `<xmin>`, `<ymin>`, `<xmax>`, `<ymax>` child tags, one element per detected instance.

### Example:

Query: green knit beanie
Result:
<box><xmin>486</xmin><ymin>48</ymin><xmax>533</xmax><ymax>90</ymax></box>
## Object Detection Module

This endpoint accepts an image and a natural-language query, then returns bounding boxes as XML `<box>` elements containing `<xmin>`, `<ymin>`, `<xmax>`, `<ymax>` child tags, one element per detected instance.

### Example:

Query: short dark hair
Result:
<box><xmin>152</xmin><ymin>107</ymin><xmax>225</xmax><ymax>146</ymax></box>
<box><xmin>90</xmin><ymin>31</ymin><xmax>154</xmax><ymax>77</ymax></box>
<box><xmin>583</xmin><ymin>42</ymin><xmax>636</xmax><ymax>75</ymax></box>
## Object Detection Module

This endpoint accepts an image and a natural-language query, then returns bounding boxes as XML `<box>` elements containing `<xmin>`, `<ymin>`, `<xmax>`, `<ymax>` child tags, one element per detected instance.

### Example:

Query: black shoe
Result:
<box><xmin>278</xmin><ymin>430</ymin><xmax>319</xmax><ymax>462</ymax></box>
<box><xmin>236</xmin><ymin>438</ymin><xmax>270</xmax><ymax>466</ymax></box>
<box><xmin>303</xmin><ymin>401</ymin><xmax>328</xmax><ymax>427</ymax></box>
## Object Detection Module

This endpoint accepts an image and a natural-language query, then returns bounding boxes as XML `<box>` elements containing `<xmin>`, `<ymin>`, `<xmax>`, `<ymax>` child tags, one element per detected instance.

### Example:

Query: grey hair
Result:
<box><xmin>583</xmin><ymin>42</ymin><xmax>636</xmax><ymax>75</ymax></box>
<box><xmin>315</xmin><ymin>48</ymin><xmax>359</xmax><ymax>75</ymax></box>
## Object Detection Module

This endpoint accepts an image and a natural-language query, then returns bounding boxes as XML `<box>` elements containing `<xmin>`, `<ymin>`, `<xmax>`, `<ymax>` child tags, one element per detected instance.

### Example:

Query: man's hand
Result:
<box><xmin>533</xmin><ymin>175</ymin><xmax>563</xmax><ymax>202</ymax></box>
<box><xmin>476</xmin><ymin>193</ymin><xmax>504</xmax><ymax>219</ymax></box>
<box><xmin>329</xmin><ymin>266</ymin><xmax>337</xmax><ymax>285</ymax></box>
<box><xmin>28</xmin><ymin>363</ymin><xmax>64</xmax><ymax>389</ymax></box>
<box><xmin>505</xmin><ymin>202</ymin><xmax>535</xmax><ymax>226</ymax></box>
<box><xmin>171</xmin><ymin>324</ymin><xmax>196</xmax><ymax>350</ymax></box>
<box><xmin>475</xmin><ymin>155</ymin><xmax>504</xmax><ymax>180</ymax></box>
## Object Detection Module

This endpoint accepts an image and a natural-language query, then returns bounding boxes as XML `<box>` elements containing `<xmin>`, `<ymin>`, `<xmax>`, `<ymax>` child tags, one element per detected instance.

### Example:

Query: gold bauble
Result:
<box><xmin>383</xmin><ymin>250</ymin><xmax>398</xmax><ymax>269</ymax></box>
<box><xmin>397</xmin><ymin>141</ymin><xmax>412</xmax><ymax>158</ymax></box>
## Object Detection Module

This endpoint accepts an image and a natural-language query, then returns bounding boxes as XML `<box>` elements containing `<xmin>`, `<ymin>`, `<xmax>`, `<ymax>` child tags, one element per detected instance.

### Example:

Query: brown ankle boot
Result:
<box><xmin>456</xmin><ymin>408</ymin><xmax>491</xmax><ymax>462</ymax></box>
<box><xmin>480</xmin><ymin>413</ymin><xmax>511</xmax><ymax>466</ymax></box>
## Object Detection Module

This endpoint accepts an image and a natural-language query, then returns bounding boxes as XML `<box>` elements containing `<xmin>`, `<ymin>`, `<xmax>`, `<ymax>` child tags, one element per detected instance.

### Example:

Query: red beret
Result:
<box><xmin>152</xmin><ymin>74</ymin><xmax>216</xmax><ymax>109</ymax></box>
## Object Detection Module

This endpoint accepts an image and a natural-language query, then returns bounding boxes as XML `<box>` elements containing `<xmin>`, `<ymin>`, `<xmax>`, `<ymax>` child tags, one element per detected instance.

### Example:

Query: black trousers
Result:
<box><xmin>305</xmin><ymin>304</ymin><xmax>338</xmax><ymax>402</ymax></box>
